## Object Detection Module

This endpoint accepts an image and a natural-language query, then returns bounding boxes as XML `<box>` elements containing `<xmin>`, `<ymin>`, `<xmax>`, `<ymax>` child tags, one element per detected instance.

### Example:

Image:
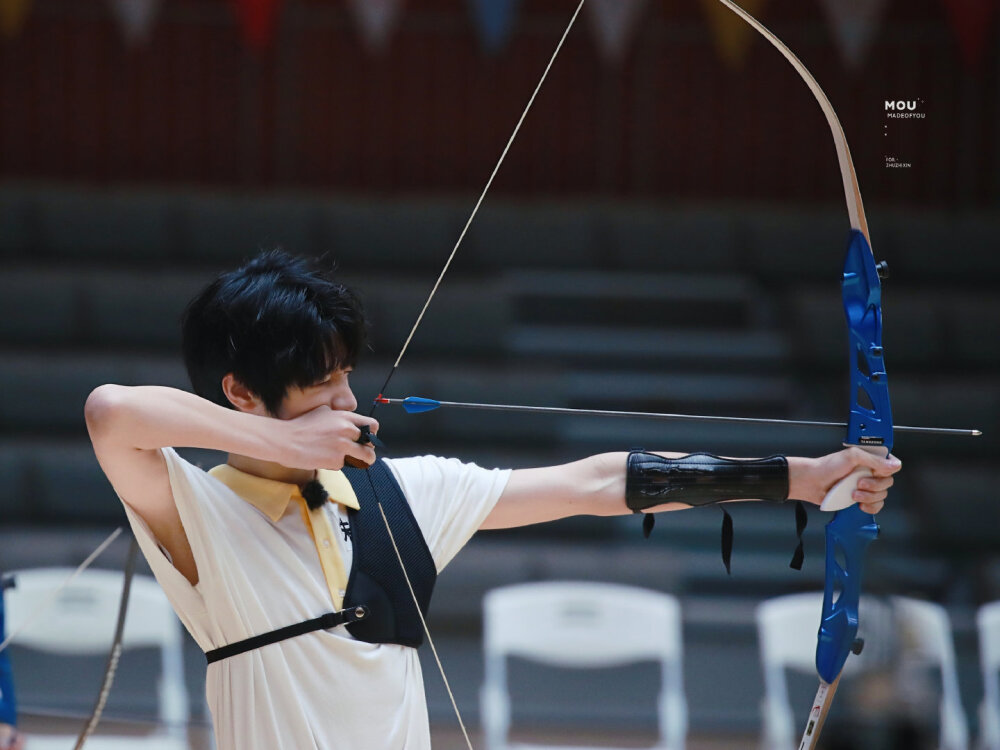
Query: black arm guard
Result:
<box><xmin>625</xmin><ymin>451</ymin><xmax>789</xmax><ymax>512</ymax></box>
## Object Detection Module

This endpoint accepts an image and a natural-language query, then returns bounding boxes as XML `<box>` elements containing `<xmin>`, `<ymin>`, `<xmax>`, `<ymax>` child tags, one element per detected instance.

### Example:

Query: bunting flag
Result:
<box><xmin>699</xmin><ymin>0</ymin><xmax>769</xmax><ymax>69</ymax></box>
<box><xmin>940</xmin><ymin>0</ymin><xmax>998</xmax><ymax>70</ymax></box>
<box><xmin>347</xmin><ymin>0</ymin><xmax>405</xmax><ymax>51</ymax></box>
<box><xmin>108</xmin><ymin>0</ymin><xmax>162</xmax><ymax>46</ymax></box>
<box><xmin>230</xmin><ymin>0</ymin><xmax>284</xmax><ymax>51</ymax></box>
<box><xmin>0</xmin><ymin>0</ymin><xmax>31</xmax><ymax>38</ymax></box>
<box><xmin>817</xmin><ymin>0</ymin><xmax>889</xmax><ymax>70</ymax></box>
<box><xmin>468</xmin><ymin>0</ymin><xmax>520</xmax><ymax>55</ymax></box>
<box><xmin>587</xmin><ymin>0</ymin><xmax>648</xmax><ymax>63</ymax></box>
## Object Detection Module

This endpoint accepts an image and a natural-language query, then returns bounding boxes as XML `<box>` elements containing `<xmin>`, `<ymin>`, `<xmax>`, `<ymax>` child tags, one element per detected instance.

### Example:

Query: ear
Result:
<box><xmin>221</xmin><ymin>373</ymin><xmax>266</xmax><ymax>415</ymax></box>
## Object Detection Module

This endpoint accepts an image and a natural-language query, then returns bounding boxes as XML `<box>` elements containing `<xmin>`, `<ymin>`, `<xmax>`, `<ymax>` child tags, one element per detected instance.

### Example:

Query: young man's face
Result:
<box><xmin>273</xmin><ymin>368</ymin><xmax>358</xmax><ymax>420</ymax></box>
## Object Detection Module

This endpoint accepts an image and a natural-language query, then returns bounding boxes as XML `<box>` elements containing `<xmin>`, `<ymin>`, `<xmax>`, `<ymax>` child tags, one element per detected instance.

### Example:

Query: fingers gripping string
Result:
<box><xmin>369</xmin><ymin>0</ymin><xmax>587</xmax><ymax>416</ymax></box>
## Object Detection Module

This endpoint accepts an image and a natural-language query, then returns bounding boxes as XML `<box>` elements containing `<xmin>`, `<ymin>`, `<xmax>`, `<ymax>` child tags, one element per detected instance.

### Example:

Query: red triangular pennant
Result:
<box><xmin>230</xmin><ymin>0</ymin><xmax>284</xmax><ymax>51</ymax></box>
<box><xmin>940</xmin><ymin>0</ymin><xmax>998</xmax><ymax>70</ymax></box>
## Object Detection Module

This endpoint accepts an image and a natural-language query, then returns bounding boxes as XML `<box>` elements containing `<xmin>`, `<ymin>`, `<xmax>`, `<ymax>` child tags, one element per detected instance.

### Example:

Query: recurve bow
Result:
<box><xmin>709</xmin><ymin>3</ymin><xmax>891</xmax><ymax>747</ymax></box>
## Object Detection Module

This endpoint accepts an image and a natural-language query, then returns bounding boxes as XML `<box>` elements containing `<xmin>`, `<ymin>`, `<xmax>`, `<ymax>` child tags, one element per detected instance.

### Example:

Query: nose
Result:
<box><xmin>333</xmin><ymin>384</ymin><xmax>358</xmax><ymax>413</ymax></box>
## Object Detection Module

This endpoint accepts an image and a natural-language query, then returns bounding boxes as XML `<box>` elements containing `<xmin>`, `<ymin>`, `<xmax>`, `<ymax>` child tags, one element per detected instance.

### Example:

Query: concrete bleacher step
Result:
<box><xmin>878</xmin><ymin>209</ymin><xmax>1000</xmax><ymax>282</ymax></box>
<box><xmin>347</xmin><ymin>275</ymin><xmax>511</xmax><ymax>358</ymax></box>
<box><xmin>907</xmin><ymin>462</ymin><xmax>1000</xmax><ymax>553</ymax></box>
<box><xmin>508</xmin><ymin>325</ymin><xmax>789</xmax><ymax>368</ymax></box>
<box><xmin>738</xmin><ymin>206</ymin><xmax>850</xmax><ymax>282</ymax></box>
<box><xmin>0</xmin><ymin>266</ymin><xmax>513</xmax><ymax>356</ymax></box>
<box><xmin>505</xmin><ymin>270</ymin><xmax>769</xmax><ymax>329</ymax></box>
<box><xmin>0</xmin><ymin>347</ymin><xmax>807</xmax><ymax>451</ymax></box>
<box><xmin>366</xmin><ymin>362</ymin><xmax>809</xmax><ymax>452</ymax></box>
<box><xmin>800</xmin><ymin>375</ymin><xmax>997</xmax><ymax>460</ymax></box>
<box><xmin>0</xmin><ymin>439</ymin><xmax>226</xmax><ymax>524</ymax></box>
<box><xmin>0</xmin><ymin>352</ymin><xmax>188</xmax><ymax>433</ymax></box>
<box><xmin>4</xmin><ymin>185</ymin><xmax>999</xmax><ymax>281</ymax></box>
<box><xmin>600</xmin><ymin>203</ymin><xmax>742</xmax><ymax>272</ymax></box>
<box><xmin>566</xmin><ymin>370</ymin><xmax>797</xmax><ymax>411</ymax></box>
<box><xmin>0</xmin><ymin>438</ymin><xmax>124</xmax><ymax>523</ymax></box>
<box><xmin>0</xmin><ymin>186</ymin><xmax>179</xmax><ymax>263</ymax></box>
<box><xmin>0</xmin><ymin>268</ymin><xmax>204</xmax><ymax>349</ymax></box>
<box><xmin>789</xmin><ymin>286</ymin><xmax>1000</xmax><ymax>370</ymax></box>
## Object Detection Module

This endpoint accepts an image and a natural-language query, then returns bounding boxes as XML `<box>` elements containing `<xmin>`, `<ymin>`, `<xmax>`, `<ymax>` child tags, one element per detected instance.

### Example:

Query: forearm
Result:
<box><xmin>590</xmin><ymin>451</ymin><xmax>800</xmax><ymax>516</ymax></box>
<box><xmin>484</xmin><ymin>451</ymin><xmax>679</xmax><ymax>529</ymax></box>
<box><xmin>85</xmin><ymin>384</ymin><xmax>281</xmax><ymax>462</ymax></box>
<box><xmin>487</xmin><ymin>445</ymin><xmax>894</xmax><ymax>531</ymax></box>
<box><xmin>486</xmin><ymin>450</ymin><xmax>802</xmax><ymax>530</ymax></box>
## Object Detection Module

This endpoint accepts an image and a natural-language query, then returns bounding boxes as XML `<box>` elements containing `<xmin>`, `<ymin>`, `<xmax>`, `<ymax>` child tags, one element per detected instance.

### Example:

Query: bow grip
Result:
<box><xmin>816</xmin><ymin>504</ymin><xmax>880</xmax><ymax>683</ymax></box>
<box><xmin>819</xmin><ymin>444</ymin><xmax>890</xmax><ymax>512</ymax></box>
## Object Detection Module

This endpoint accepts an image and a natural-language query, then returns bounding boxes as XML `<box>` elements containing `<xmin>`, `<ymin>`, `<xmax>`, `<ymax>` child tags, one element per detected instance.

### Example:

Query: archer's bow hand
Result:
<box><xmin>789</xmin><ymin>448</ymin><xmax>901</xmax><ymax>514</ymax></box>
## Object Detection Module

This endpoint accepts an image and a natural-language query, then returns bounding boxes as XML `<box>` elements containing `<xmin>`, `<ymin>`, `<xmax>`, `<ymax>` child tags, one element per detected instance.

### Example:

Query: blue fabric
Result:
<box><xmin>0</xmin><ymin>584</ymin><xmax>17</xmax><ymax>726</ymax></box>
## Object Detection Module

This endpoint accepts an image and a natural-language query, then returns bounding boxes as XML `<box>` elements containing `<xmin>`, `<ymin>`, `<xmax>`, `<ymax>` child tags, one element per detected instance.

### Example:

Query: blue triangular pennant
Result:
<box><xmin>469</xmin><ymin>0</ymin><xmax>521</xmax><ymax>55</ymax></box>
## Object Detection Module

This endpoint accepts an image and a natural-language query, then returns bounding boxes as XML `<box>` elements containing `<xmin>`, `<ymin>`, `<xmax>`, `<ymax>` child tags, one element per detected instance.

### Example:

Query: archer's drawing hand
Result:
<box><xmin>789</xmin><ymin>448</ymin><xmax>901</xmax><ymax>514</ymax></box>
<box><xmin>278</xmin><ymin>405</ymin><xmax>380</xmax><ymax>470</ymax></box>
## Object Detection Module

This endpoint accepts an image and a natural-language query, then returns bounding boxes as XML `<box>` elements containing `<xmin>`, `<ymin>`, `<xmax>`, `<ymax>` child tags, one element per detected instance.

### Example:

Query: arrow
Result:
<box><xmin>374</xmin><ymin>396</ymin><xmax>981</xmax><ymax>437</ymax></box>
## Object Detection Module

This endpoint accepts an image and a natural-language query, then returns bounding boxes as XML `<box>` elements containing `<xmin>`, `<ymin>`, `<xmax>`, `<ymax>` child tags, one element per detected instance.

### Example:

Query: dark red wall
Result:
<box><xmin>1</xmin><ymin>0</ymin><xmax>995</xmax><ymax>206</ymax></box>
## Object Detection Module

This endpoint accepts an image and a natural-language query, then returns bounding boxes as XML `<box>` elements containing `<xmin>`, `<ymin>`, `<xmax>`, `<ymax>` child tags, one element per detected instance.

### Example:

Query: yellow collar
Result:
<box><xmin>208</xmin><ymin>464</ymin><xmax>360</xmax><ymax>522</ymax></box>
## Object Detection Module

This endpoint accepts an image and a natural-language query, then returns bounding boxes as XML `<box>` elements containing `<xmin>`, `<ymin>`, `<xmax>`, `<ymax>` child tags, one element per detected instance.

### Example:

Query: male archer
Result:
<box><xmin>85</xmin><ymin>250</ymin><xmax>899</xmax><ymax>750</ymax></box>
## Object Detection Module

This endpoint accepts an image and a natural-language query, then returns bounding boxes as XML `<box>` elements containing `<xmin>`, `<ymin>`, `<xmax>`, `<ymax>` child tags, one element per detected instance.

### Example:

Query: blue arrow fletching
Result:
<box><xmin>401</xmin><ymin>397</ymin><xmax>442</xmax><ymax>414</ymax></box>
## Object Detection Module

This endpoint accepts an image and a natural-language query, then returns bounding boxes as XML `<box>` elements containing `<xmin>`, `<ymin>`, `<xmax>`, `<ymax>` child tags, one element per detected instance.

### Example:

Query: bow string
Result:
<box><xmin>364</xmin><ymin>4</ymin><xmax>587</xmax><ymax>748</ymax></box>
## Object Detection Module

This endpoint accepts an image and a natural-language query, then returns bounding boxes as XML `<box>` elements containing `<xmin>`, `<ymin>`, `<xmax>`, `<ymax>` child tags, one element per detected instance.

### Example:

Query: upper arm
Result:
<box><xmin>85</xmin><ymin>386</ymin><xmax>198</xmax><ymax>584</ymax></box>
<box><xmin>479</xmin><ymin>454</ymin><xmax>627</xmax><ymax>530</ymax></box>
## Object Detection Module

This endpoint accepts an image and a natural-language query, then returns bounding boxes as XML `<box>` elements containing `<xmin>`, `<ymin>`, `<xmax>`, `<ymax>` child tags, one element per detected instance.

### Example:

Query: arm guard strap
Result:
<box><xmin>625</xmin><ymin>451</ymin><xmax>789</xmax><ymax>512</ymax></box>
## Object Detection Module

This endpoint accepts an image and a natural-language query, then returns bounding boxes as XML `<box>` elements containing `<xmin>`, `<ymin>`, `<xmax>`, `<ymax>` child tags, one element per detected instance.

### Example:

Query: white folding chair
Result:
<box><xmin>480</xmin><ymin>581</ymin><xmax>686</xmax><ymax>750</ymax></box>
<box><xmin>756</xmin><ymin>592</ymin><xmax>892</xmax><ymax>750</ymax></box>
<box><xmin>5</xmin><ymin>567</ymin><xmax>190</xmax><ymax>749</ymax></box>
<box><xmin>891</xmin><ymin>596</ymin><xmax>968</xmax><ymax>750</ymax></box>
<box><xmin>978</xmin><ymin>601</ymin><xmax>1000</xmax><ymax>750</ymax></box>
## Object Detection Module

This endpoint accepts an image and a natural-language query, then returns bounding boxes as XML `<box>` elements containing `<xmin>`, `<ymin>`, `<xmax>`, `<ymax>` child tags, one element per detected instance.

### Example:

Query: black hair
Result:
<box><xmin>181</xmin><ymin>249</ymin><xmax>367</xmax><ymax>414</ymax></box>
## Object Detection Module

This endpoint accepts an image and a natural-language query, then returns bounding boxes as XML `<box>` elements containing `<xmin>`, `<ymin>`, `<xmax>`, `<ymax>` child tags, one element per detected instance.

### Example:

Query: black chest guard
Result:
<box><xmin>205</xmin><ymin>459</ymin><xmax>437</xmax><ymax>664</ymax></box>
<box><xmin>342</xmin><ymin>459</ymin><xmax>437</xmax><ymax>647</ymax></box>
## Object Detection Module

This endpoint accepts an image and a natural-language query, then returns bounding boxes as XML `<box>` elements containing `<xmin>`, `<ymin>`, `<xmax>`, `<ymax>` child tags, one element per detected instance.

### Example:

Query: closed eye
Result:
<box><xmin>313</xmin><ymin>368</ymin><xmax>352</xmax><ymax>387</ymax></box>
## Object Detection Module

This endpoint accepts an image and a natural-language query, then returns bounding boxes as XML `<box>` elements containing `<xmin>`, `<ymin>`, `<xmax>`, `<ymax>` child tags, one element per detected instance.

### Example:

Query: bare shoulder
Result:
<box><xmin>85</xmin><ymin>386</ymin><xmax>198</xmax><ymax>585</ymax></box>
<box><xmin>86</xmin><ymin>385</ymin><xmax>174</xmax><ymax>517</ymax></box>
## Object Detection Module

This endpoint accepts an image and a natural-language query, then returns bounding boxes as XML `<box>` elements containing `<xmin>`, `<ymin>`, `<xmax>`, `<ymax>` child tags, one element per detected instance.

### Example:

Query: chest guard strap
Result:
<box><xmin>205</xmin><ymin>606</ymin><xmax>369</xmax><ymax>664</ymax></box>
<box><xmin>342</xmin><ymin>459</ymin><xmax>437</xmax><ymax>648</ymax></box>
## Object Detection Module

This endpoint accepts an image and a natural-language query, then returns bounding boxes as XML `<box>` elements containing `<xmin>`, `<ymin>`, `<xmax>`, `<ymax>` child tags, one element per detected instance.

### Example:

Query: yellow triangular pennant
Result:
<box><xmin>0</xmin><ymin>0</ymin><xmax>32</xmax><ymax>38</ymax></box>
<box><xmin>699</xmin><ymin>0</ymin><xmax>769</xmax><ymax>69</ymax></box>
